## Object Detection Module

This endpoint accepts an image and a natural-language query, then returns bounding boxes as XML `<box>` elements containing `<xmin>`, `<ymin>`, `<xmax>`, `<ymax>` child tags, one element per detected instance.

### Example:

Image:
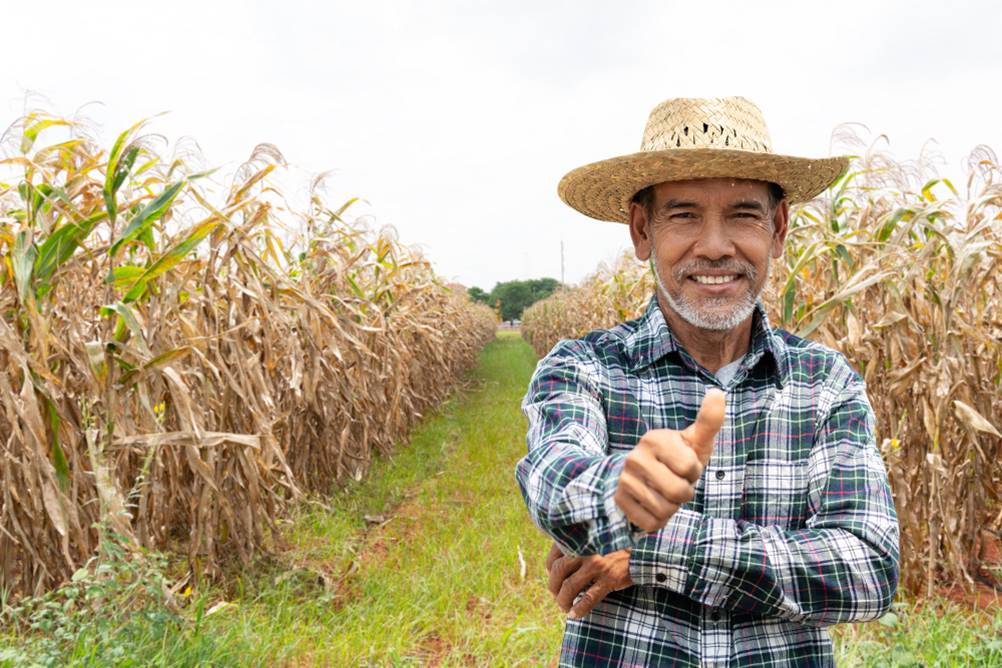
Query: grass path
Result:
<box><xmin>218</xmin><ymin>329</ymin><xmax>563</xmax><ymax>665</ymax></box>
<box><xmin>6</xmin><ymin>331</ymin><xmax>1001</xmax><ymax>666</ymax></box>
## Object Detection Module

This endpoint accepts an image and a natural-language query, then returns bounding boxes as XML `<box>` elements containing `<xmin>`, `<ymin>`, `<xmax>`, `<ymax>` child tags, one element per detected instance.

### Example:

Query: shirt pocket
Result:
<box><xmin>739</xmin><ymin>391</ymin><xmax>813</xmax><ymax>529</ymax></box>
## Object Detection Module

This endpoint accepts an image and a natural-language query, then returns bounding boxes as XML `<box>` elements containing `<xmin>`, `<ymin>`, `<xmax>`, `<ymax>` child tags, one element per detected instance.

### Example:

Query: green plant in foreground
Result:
<box><xmin>833</xmin><ymin>599</ymin><xmax>1002</xmax><ymax>667</ymax></box>
<box><xmin>0</xmin><ymin>529</ymin><xmax>252</xmax><ymax>667</ymax></box>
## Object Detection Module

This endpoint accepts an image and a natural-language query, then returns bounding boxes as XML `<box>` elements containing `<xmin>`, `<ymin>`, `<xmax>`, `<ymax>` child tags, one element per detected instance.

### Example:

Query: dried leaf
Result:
<box><xmin>953</xmin><ymin>400</ymin><xmax>1002</xmax><ymax>438</ymax></box>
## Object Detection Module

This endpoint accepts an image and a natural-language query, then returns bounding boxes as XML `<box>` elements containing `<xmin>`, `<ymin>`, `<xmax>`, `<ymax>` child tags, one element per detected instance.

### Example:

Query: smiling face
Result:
<box><xmin>629</xmin><ymin>178</ymin><xmax>789</xmax><ymax>332</ymax></box>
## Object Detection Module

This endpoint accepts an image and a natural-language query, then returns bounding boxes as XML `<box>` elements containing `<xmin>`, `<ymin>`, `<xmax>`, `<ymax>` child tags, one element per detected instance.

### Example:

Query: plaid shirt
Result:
<box><xmin>516</xmin><ymin>296</ymin><xmax>899</xmax><ymax>667</ymax></box>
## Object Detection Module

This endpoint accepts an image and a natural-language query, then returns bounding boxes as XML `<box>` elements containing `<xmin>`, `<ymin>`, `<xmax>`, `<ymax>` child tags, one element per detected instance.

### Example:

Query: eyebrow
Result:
<box><xmin>731</xmin><ymin>200</ymin><xmax>767</xmax><ymax>212</ymax></box>
<box><xmin>660</xmin><ymin>199</ymin><xmax>698</xmax><ymax>211</ymax></box>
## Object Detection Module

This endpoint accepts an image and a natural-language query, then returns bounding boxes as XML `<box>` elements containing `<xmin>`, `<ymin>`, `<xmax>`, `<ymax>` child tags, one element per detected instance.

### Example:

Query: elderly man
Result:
<box><xmin>515</xmin><ymin>97</ymin><xmax>899</xmax><ymax>667</ymax></box>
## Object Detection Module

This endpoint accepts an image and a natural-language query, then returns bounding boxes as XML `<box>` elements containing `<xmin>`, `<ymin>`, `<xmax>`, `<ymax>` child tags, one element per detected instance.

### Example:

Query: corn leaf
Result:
<box><xmin>34</xmin><ymin>211</ymin><xmax>108</xmax><ymax>285</ymax></box>
<box><xmin>104</xmin><ymin>118</ymin><xmax>150</xmax><ymax>224</ymax></box>
<box><xmin>99</xmin><ymin>302</ymin><xmax>150</xmax><ymax>355</ymax></box>
<box><xmin>42</xmin><ymin>394</ymin><xmax>70</xmax><ymax>492</ymax></box>
<box><xmin>109</xmin><ymin>180</ymin><xmax>185</xmax><ymax>258</ymax></box>
<box><xmin>13</xmin><ymin>230</ymin><xmax>37</xmax><ymax>304</ymax></box>
<box><xmin>20</xmin><ymin>118</ymin><xmax>71</xmax><ymax>154</ymax></box>
<box><xmin>123</xmin><ymin>217</ymin><xmax>222</xmax><ymax>303</ymax></box>
<box><xmin>953</xmin><ymin>401</ymin><xmax>1002</xmax><ymax>438</ymax></box>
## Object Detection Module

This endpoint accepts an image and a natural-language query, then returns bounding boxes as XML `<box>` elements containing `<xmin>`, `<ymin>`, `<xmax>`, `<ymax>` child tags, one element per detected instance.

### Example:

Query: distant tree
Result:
<box><xmin>526</xmin><ymin>278</ymin><xmax>560</xmax><ymax>303</ymax></box>
<box><xmin>490</xmin><ymin>278</ymin><xmax>560</xmax><ymax>322</ymax></box>
<box><xmin>467</xmin><ymin>286</ymin><xmax>491</xmax><ymax>305</ymax></box>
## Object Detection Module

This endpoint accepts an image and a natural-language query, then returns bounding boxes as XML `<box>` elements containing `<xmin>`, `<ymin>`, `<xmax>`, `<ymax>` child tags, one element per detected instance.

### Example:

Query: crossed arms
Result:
<box><xmin>514</xmin><ymin>347</ymin><xmax>900</xmax><ymax>626</ymax></box>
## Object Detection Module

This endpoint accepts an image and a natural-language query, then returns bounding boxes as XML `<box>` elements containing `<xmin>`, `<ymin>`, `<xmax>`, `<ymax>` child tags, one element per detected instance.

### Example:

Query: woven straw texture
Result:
<box><xmin>558</xmin><ymin>97</ymin><xmax>849</xmax><ymax>223</ymax></box>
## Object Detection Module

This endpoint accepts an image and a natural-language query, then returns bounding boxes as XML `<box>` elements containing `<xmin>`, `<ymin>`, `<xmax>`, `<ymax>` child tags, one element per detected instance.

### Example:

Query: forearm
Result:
<box><xmin>515</xmin><ymin>446</ymin><xmax>633</xmax><ymax>556</ymax></box>
<box><xmin>629</xmin><ymin>508</ymin><xmax>899</xmax><ymax>625</ymax></box>
<box><xmin>517</xmin><ymin>341</ymin><xmax>639</xmax><ymax>556</ymax></box>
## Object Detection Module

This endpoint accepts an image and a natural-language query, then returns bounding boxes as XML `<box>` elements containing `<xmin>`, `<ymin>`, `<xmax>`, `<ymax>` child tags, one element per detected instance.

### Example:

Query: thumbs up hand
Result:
<box><xmin>613</xmin><ymin>389</ymin><xmax>725</xmax><ymax>533</ymax></box>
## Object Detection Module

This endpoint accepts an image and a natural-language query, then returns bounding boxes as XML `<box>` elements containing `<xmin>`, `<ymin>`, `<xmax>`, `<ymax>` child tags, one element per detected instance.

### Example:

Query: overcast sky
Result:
<box><xmin>3</xmin><ymin>0</ymin><xmax>1000</xmax><ymax>289</ymax></box>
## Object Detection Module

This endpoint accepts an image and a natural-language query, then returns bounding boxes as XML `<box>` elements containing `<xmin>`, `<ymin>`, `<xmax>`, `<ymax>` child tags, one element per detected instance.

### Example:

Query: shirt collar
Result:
<box><xmin>623</xmin><ymin>294</ymin><xmax>788</xmax><ymax>387</ymax></box>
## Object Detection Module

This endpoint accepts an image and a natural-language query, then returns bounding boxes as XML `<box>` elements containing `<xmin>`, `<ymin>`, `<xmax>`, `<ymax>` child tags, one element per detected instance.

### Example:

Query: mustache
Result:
<box><xmin>671</xmin><ymin>259</ymin><xmax>758</xmax><ymax>283</ymax></box>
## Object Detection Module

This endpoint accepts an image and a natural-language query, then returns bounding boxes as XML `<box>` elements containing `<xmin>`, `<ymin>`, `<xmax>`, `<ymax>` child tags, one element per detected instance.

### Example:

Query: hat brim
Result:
<box><xmin>557</xmin><ymin>148</ymin><xmax>850</xmax><ymax>223</ymax></box>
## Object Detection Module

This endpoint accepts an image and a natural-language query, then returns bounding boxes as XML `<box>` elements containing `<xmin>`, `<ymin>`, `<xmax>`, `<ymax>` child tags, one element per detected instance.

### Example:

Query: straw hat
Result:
<box><xmin>557</xmin><ymin>96</ymin><xmax>849</xmax><ymax>224</ymax></box>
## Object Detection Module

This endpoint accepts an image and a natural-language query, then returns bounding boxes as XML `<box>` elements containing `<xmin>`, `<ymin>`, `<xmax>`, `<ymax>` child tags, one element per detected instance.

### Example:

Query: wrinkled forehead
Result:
<box><xmin>651</xmin><ymin>177</ymin><xmax>774</xmax><ymax>201</ymax></box>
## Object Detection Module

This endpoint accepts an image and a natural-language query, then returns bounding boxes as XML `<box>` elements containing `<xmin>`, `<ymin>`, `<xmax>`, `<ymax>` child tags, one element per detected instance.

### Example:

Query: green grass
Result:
<box><xmin>833</xmin><ymin>599</ymin><xmax>1002</xmax><ymax>667</ymax></box>
<box><xmin>4</xmin><ymin>331</ymin><xmax>1001</xmax><ymax>666</ymax></box>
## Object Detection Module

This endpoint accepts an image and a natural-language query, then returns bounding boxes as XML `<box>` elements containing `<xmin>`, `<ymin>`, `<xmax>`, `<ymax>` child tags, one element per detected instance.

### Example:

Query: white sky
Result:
<box><xmin>3</xmin><ymin>0</ymin><xmax>1000</xmax><ymax>290</ymax></box>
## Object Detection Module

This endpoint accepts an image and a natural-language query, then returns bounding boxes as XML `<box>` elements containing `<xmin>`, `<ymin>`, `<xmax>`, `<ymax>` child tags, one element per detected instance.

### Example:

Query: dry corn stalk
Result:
<box><xmin>0</xmin><ymin>112</ymin><xmax>496</xmax><ymax>598</ymax></box>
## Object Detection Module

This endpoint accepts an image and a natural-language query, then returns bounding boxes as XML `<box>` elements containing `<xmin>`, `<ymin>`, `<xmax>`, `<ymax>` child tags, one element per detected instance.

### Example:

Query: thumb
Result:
<box><xmin>682</xmin><ymin>389</ymin><xmax>725</xmax><ymax>466</ymax></box>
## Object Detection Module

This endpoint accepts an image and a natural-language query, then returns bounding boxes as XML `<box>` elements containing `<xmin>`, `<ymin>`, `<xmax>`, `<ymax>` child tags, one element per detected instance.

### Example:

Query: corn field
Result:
<box><xmin>522</xmin><ymin>133</ymin><xmax>1002</xmax><ymax>596</ymax></box>
<box><xmin>0</xmin><ymin>113</ymin><xmax>496</xmax><ymax>599</ymax></box>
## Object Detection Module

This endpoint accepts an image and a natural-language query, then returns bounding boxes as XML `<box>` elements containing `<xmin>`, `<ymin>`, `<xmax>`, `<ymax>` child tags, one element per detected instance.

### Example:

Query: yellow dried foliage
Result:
<box><xmin>522</xmin><ymin>136</ymin><xmax>1002</xmax><ymax>595</ymax></box>
<box><xmin>0</xmin><ymin>113</ymin><xmax>496</xmax><ymax>598</ymax></box>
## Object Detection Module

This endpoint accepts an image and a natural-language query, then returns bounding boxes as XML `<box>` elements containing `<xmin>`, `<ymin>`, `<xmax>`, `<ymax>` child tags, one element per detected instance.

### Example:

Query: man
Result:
<box><xmin>515</xmin><ymin>97</ymin><xmax>899</xmax><ymax>667</ymax></box>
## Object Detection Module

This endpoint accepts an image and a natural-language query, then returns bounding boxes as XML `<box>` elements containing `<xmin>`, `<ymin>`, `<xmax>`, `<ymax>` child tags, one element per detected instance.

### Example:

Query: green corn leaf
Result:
<box><xmin>13</xmin><ymin>230</ymin><xmax>37</xmax><ymax>304</ymax></box>
<box><xmin>346</xmin><ymin>273</ymin><xmax>365</xmax><ymax>301</ymax></box>
<box><xmin>123</xmin><ymin>216</ymin><xmax>222</xmax><ymax>303</ymax></box>
<box><xmin>834</xmin><ymin>244</ymin><xmax>852</xmax><ymax>266</ymax></box>
<box><xmin>118</xmin><ymin>346</ymin><xmax>192</xmax><ymax>386</ymax></box>
<box><xmin>105</xmin><ymin>265</ymin><xmax>145</xmax><ymax>288</ymax></box>
<box><xmin>109</xmin><ymin>180</ymin><xmax>185</xmax><ymax>258</ymax></box>
<box><xmin>876</xmin><ymin>208</ymin><xmax>910</xmax><ymax>243</ymax></box>
<box><xmin>797</xmin><ymin>303</ymin><xmax>836</xmax><ymax>339</ymax></box>
<box><xmin>34</xmin><ymin>211</ymin><xmax>108</xmax><ymax>285</ymax></box>
<box><xmin>137</xmin><ymin>225</ymin><xmax>156</xmax><ymax>251</ymax></box>
<box><xmin>25</xmin><ymin>182</ymin><xmax>56</xmax><ymax>225</ymax></box>
<box><xmin>103</xmin><ymin>146</ymin><xmax>139</xmax><ymax>225</ymax></box>
<box><xmin>104</xmin><ymin>118</ymin><xmax>151</xmax><ymax>224</ymax></box>
<box><xmin>106</xmin><ymin>119</ymin><xmax>145</xmax><ymax>183</ymax></box>
<box><xmin>99</xmin><ymin>302</ymin><xmax>150</xmax><ymax>355</ymax></box>
<box><xmin>20</xmin><ymin>118</ymin><xmax>71</xmax><ymax>155</ymax></box>
<box><xmin>43</xmin><ymin>394</ymin><xmax>71</xmax><ymax>492</ymax></box>
<box><xmin>921</xmin><ymin>179</ymin><xmax>941</xmax><ymax>202</ymax></box>
<box><xmin>782</xmin><ymin>282</ymin><xmax>796</xmax><ymax>324</ymax></box>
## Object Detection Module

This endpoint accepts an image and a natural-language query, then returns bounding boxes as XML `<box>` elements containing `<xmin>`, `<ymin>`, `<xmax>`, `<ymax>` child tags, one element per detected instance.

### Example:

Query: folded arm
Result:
<box><xmin>628</xmin><ymin>376</ymin><xmax>900</xmax><ymax>625</ymax></box>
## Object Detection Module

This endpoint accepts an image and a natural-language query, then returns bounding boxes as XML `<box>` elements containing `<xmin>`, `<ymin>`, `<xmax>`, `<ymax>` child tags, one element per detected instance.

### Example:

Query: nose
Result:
<box><xmin>692</xmin><ymin>214</ymin><xmax>735</xmax><ymax>260</ymax></box>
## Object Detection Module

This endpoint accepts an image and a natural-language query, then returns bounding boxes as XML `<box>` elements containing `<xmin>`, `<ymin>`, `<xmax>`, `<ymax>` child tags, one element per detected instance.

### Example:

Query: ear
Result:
<box><xmin>770</xmin><ymin>200</ymin><xmax>789</xmax><ymax>259</ymax></box>
<box><xmin>629</xmin><ymin>202</ymin><xmax>652</xmax><ymax>261</ymax></box>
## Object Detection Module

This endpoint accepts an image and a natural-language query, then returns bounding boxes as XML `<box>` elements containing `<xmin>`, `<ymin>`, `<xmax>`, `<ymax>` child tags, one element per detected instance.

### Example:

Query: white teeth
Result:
<box><xmin>693</xmin><ymin>275</ymin><xmax>738</xmax><ymax>285</ymax></box>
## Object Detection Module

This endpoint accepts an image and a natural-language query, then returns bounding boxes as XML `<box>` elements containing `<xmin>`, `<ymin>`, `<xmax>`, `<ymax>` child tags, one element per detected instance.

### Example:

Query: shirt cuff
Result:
<box><xmin>591</xmin><ymin>453</ymin><xmax>635</xmax><ymax>553</ymax></box>
<box><xmin>628</xmin><ymin>507</ymin><xmax>701</xmax><ymax>593</ymax></box>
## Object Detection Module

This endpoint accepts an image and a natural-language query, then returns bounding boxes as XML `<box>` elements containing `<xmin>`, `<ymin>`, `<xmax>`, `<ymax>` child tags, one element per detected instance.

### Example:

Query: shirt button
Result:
<box><xmin>715</xmin><ymin>470</ymin><xmax>726</xmax><ymax>480</ymax></box>
<box><xmin>711</xmin><ymin>611</ymin><xmax>721</xmax><ymax>622</ymax></box>
<box><xmin>655</xmin><ymin>572</ymin><xmax>667</xmax><ymax>583</ymax></box>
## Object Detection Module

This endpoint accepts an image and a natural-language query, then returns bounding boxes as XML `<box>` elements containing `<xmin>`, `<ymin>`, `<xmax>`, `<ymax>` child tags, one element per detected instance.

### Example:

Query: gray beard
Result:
<box><xmin>650</xmin><ymin>247</ymin><xmax>767</xmax><ymax>332</ymax></box>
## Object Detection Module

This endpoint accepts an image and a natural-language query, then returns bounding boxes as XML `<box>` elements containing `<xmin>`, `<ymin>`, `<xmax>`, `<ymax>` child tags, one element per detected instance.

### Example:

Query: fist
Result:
<box><xmin>614</xmin><ymin>389</ymin><xmax>725</xmax><ymax>532</ymax></box>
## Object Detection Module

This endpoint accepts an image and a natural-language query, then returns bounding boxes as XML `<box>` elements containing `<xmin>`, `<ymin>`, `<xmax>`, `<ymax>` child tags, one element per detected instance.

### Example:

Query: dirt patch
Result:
<box><xmin>465</xmin><ymin>595</ymin><xmax>494</xmax><ymax>624</ymax></box>
<box><xmin>414</xmin><ymin>631</ymin><xmax>457</xmax><ymax>667</ymax></box>
<box><xmin>979</xmin><ymin>529</ymin><xmax>1002</xmax><ymax>565</ymax></box>
<box><xmin>938</xmin><ymin>581</ymin><xmax>1002</xmax><ymax>612</ymax></box>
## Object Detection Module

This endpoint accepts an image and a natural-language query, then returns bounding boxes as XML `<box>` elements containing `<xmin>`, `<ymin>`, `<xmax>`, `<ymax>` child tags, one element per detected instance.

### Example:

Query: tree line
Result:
<box><xmin>467</xmin><ymin>278</ymin><xmax>561</xmax><ymax>322</ymax></box>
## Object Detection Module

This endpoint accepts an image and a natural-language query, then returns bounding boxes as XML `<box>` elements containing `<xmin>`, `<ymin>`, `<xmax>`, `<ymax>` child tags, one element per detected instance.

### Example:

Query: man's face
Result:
<box><xmin>628</xmin><ymin>178</ymin><xmax>788</xmax><ymax>331</ymax></box>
